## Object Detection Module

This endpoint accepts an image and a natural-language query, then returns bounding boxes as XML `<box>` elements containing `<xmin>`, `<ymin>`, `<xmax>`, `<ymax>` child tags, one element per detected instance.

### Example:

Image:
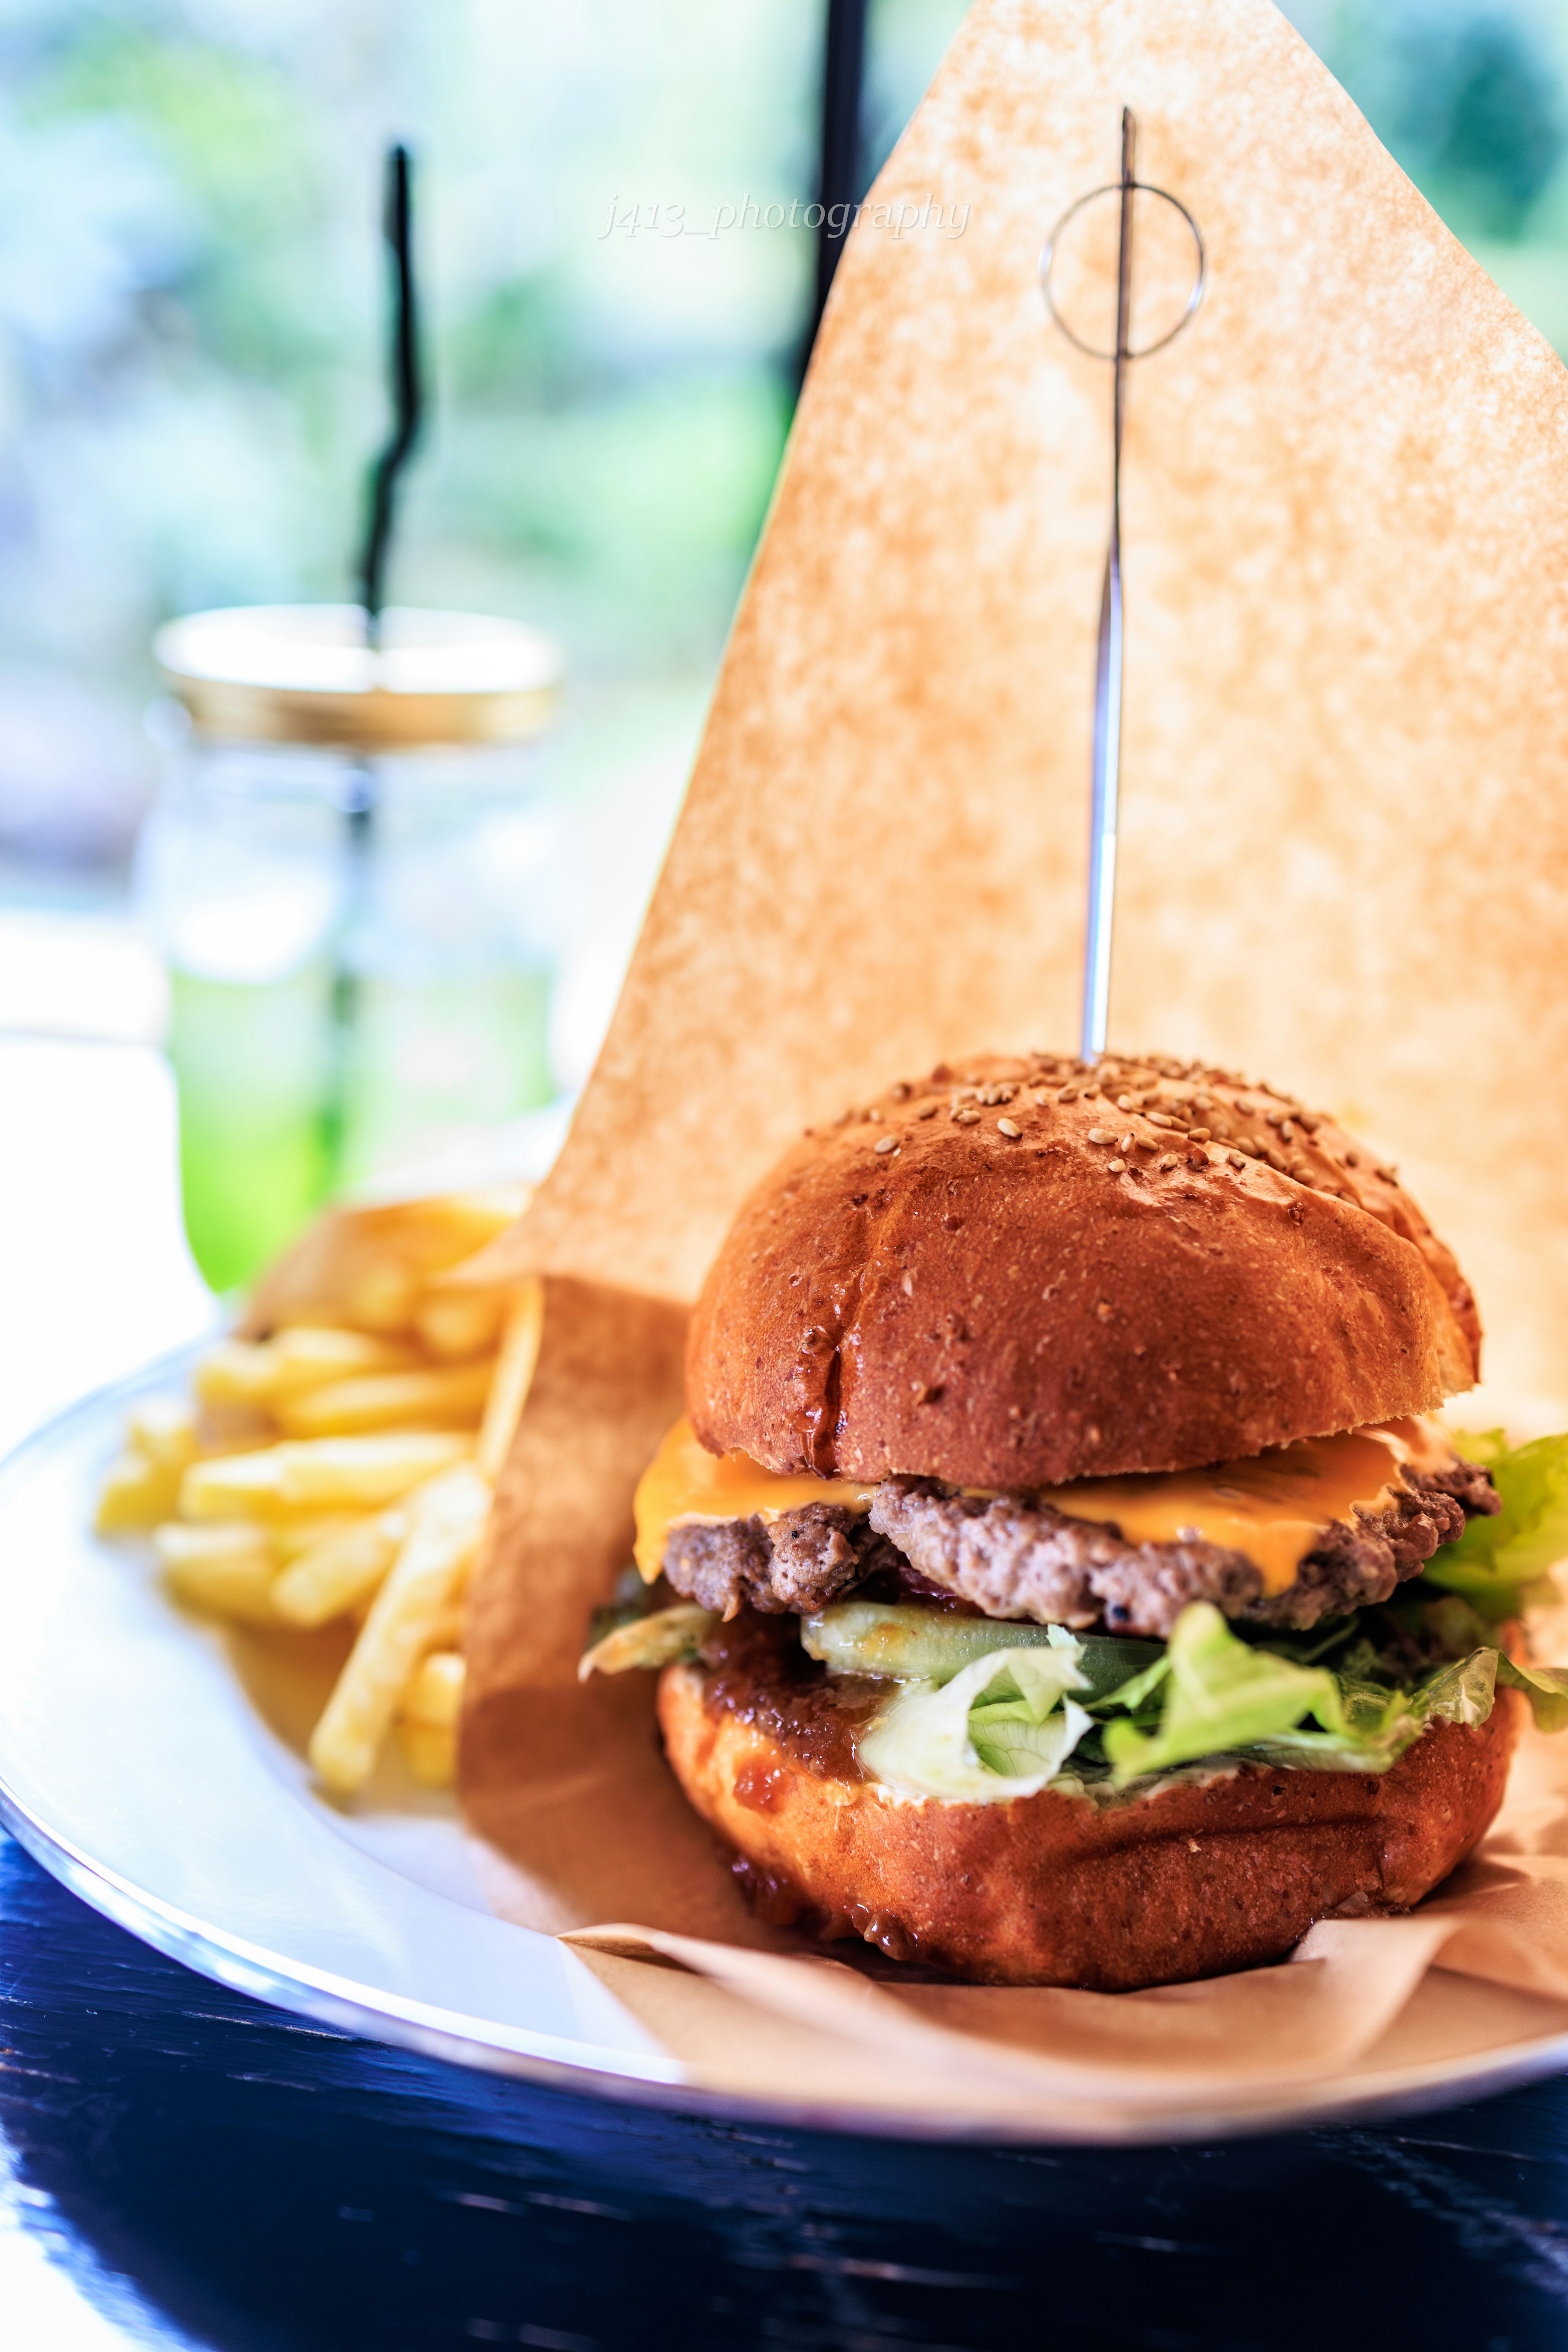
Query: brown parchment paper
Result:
<box><xmin>472</xmin><ymin>0</ymin><xmax>1568</xmax><ymax>1427</ymax></box>
<box><xmin>459</xmin><ymin>0</ymin><xmax>1568</xmax><ymax>2131</ymax></box>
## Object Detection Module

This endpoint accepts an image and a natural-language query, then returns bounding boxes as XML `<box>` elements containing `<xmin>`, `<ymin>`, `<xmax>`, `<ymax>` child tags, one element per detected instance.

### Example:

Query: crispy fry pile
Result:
<box><xmin>95</xmin><ymin>1190</ymin><xmax>539</xmax><ymax>1796</ymax></box>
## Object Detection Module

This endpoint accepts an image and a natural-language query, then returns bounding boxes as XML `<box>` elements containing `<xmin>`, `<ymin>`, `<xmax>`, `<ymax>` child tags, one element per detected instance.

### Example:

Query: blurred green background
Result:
<box><xmin>0</xmin><ymin>0</ymin><xmax>1564</xmax><ymax>960</ymax></box>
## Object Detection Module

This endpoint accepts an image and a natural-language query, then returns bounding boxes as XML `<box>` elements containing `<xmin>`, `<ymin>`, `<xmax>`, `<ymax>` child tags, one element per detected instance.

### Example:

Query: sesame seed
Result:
<box><xmin>866</xmin><ymin>1108</ymin><xmax>883</xmax><ymax>1122</ymax></box>
<box><xmin>873</xmin><ymin>1136</ymin><xmax>898</xmax><ymax>1154</ymax></box>
<box><xmin>1298</xmin><ymin>1113</ymin><xmax>1321</xmax><ymax>1132</ymax></box>
<box><xmin>1057</xmin><ymin>1085</ymin><xmax>1080</xmax><ymax>1102</ymax></box>
<box><xmin>1116</xmin><ymin>1094</ymin><xmax>1135</xmax><ymax>1111</ymax></box>
<box><xmin>1118</xmin><ymin>1131</ymin><xmax>1134</xmax><ymax>1153</ymax></box>
<box><xmin>998</xmin><ymin>1117</ymin><xmax>1022</xmax><ymax>1138</ymax></box>
<box><xmin>1158</xmin><ymin>1152</ymin><xmax>1179</xmax><ymax>1170</ymax></box>
<box><xmin>1107</xmin><ymin>1158</ymin><xmax>1127</xmax><ymax>1174</ymax></box>
<box><xmin>1145</xmin><ymin>1111</ymin><xmax>1176</xmax><ymax>1129</ymax></box>
<box><xmin>956</xmin><ymin>1109</ymin><xmax>981</xmax><ymax>1126</ymax></box>
<box><xmin>1227</xmin><ymin>1149</ymin><xmax>1245</xmax><ymax>1168</ymax></box>
<box><xmin>916</xmin><ymin>1102</ymin><xmax>938</xmax><ymax>1120</ymax></box>
<box><xmin>1032</xmin><ymin>1089</ymin><xmax>1050</xmax><ymax>1106</ymax></box>
<box><xmin>1280</xmin><ymin>1120</ymin><xmax>1295</xmax><ymax>1143</ymax></box>
<box><xmin>1087</xmin><ymin>1128</ymin><xmax>1115</xmax><ymax>1145</ymax></box>
<box><xmin>1187</xmin><ymin>1126</ymin><xmax>1211</xmax><ymax>1143</ymax></box>
<box><xmin>889</xmin><ymin>1081</ymin><xmax>910</xmax><ymax>1100</ymax></box>
<box><xmin>1234</xmin><ymin>1097</ymin><xmax>1254</xmax><ymax>1114</ymax></box>
<box><xmin>1267</xmin><ymin>1148</ymin><xmax>1288</xmax><ymax>1172</ymax></box>
<box><xmin>901</xmin><ymin>1272</ymin><xmax>914</xmax><ymax>1295</ymax></box>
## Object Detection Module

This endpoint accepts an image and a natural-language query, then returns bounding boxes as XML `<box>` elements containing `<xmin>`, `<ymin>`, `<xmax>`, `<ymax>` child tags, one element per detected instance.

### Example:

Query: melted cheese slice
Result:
<box><xmin>634</xmin><ymin>1414</ymin><xmax>1457</xmax><ymax>1596</ymax></box>
<box><xmin>634</xmin><ymin>1419</ymin><xmax>876</xmax><ymax>1578</ymax></box>
<box><xmin>1029</xmin><ymin>1417</ymin><xmax>1453</xmax><ymax>1595</ymax></box>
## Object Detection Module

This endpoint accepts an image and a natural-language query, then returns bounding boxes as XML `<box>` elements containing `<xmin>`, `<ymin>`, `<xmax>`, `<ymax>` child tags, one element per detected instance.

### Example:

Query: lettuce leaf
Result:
<box><xmin>1096</xmin><ymin>1606</ymin><xmax>1568</xmax><ymax>1786</ymax></box>
<box><xmin>1243</xmin><ymin>1679</ymin><xmax>1425</xmax><ymax>1772</ymax></box>
<box><xmin>578</xmin><ymin>1601</ymin><xmax>716</xmax><ymax>1682</ymax></box>
<box><xmin>1100</xmin><ymin>1603</ymin><xmax>1348</xmax><ymax>1785</ymax></box>
<box><xmin>856</xmin><ymin>1646</ymin><xmax>1093</xmax><ymax>1802</ymax></box>
<box><xmin>1496</xmin><ymin>1653</ymin><xmax>1568</xmax><ymax>1732</ymax></box>
<box><xmin>1425</xmin><ymin>1430</ymin><xmax>1568</xmax><ymax>1619</ymax></box>
<box><xmin>1414</xmin><ymin>1646</ymin><xmax>1498</xmax><ymax>1729</ymax></box>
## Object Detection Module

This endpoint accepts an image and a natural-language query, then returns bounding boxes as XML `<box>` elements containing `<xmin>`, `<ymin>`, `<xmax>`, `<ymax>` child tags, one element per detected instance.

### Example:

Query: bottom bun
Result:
<box><xmin>657</xmin><ymin>1663</ymin><xmax>1522</xmax><ymax>1990</ymax></box>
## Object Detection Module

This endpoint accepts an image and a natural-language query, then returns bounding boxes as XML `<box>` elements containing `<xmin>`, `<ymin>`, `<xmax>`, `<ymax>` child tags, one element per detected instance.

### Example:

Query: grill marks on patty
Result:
<box><xmin>660</xmin><ymin>1457</ymin><xmax>1499</xmax><ymax>1637</ymax></box>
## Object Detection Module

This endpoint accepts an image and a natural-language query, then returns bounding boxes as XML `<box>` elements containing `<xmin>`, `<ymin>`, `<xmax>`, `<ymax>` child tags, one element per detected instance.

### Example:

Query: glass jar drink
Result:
<box><xmin>138</xmin><ymin>606</ymin><xmax>564</xmax><ymax>1293</ymax></box>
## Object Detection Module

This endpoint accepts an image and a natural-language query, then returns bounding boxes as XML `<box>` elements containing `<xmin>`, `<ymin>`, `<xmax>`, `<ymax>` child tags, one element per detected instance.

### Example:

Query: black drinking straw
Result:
<box><xmin>359</xmin><ymin>142</ymin><xmax>424</xmax><ymax>643</ymax></box>
<box><xmin>803</xmin><ymin>0</ymin><xmax>869</xmax><ymax>370</ymax></box>
<box><xmin>323</xmin><ymin>142</ymin><xmax>425</xmax><ymax>1187</ymax></box>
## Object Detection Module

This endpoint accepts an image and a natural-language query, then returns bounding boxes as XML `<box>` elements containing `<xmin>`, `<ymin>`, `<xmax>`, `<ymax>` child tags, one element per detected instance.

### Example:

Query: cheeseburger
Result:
<box><xmin>584</xmin><ymin>1049</ymin><xmax>1568</xmax><ymax>1990</ymax></box>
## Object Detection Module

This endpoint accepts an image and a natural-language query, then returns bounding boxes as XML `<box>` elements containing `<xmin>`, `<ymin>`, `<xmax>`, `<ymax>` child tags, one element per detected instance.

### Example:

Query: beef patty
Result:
<box><xmin>660</xmin><ymin>1457</ymin><xmax>1498</xmax><ymax>1638</ymax></box>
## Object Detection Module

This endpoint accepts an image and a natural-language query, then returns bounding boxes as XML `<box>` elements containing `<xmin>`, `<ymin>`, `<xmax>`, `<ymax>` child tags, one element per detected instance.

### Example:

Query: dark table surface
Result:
<box><xmin>4</xmin><ymin>1829</ymin><xmax>1568</xmax><ymax>2352</ymax></box>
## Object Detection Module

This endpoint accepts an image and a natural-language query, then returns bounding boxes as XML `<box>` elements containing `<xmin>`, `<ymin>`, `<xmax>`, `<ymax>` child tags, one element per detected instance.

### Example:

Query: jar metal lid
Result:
<box><xmin>154</xmin><ymin>605</ymin><xmax>564</xmax><ymax>750</ymax></box>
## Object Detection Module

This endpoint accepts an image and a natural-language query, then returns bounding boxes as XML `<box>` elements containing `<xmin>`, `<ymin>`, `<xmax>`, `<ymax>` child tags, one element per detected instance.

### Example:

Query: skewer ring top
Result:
<box><xmin>1040</xmin><ymin>181</ymin><xmax>1206</xmax><ymax>361</ymax></box>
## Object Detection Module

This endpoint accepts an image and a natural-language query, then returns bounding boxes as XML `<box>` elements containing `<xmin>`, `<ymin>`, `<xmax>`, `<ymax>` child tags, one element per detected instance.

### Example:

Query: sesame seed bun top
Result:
<box><xmin>685</xmin><ymin>1049</ymin><xmax>1481</xmax><ymax>1487</ymax></box>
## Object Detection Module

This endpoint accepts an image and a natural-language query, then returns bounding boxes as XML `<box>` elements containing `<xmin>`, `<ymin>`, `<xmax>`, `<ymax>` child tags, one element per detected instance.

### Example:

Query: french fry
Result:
<box><xmin>195</xmin><ymin>1327</ymin><xmax>420</xmax><ymax>1408</ymax></box>
<box><xmin>414</xmin><ymin>1285</ymin><xmax>504</xmax><ymax>1361</ymax></box>
<box><xmin>273</xmin><ymin>1359</ymin><xmax>494</xmax><ymax>1440</ymax></box>
<box><xmin>241</xmin><ymin>1189</ymin><xmax>528</xmax><ymax>1338</ymax></box>
<box><xmin>395</xmin><ymin>1651</ymin><xmax>467</xmax><ymax>1788</ymax></box>
<box><xmin>396</xmin><ymin>1725</ymin><xmax>458</xmax><ymax>1786</ymax></box>
<box><xmin>421</xmin><ymin>1599</ymin><xmax>467</xmax><ymax>1652</ymax></box>
<box><xmin>127</xmin><ymin>1398</ymin><xmax>198</xmax><ymax>1470</ymax></box>
<box><xmin>477</xmin><ymin>1277</ymin><xmax>545</xmax><ymax>1479</ymax></box>
<box><xmin>177</xmin><ymin>1450</ymin><xmax>292</xmax><ymax>1519</ymax></box>
<box><xmin>270</xmin><ymin>1512</ymin><xmax>365</xmax><ymax>1564</ymax></box>
<box><xmin>308</xmin><ymin>1466</ymin><xmax>490</xmax><ymax>1794</ymax></box>
<box><xmin>343</xmin><ymin>1259</ymin><xmax>421</xmax><ymax>1334</ymax></box>
<box><xmin>272</xmin><ymin>1508</ymin><xmax>405</xmax><ymax>1628</ymax></box>
<box><xmin>180</xmin><ymin>1432</ymin><xmax>471</xmax><ymax>1521</ymax></box>
<box><xmin>95</xmin><ymin>1450</ymin><xmax>183</xmax><ymax>1533</ymax></box>
<box><xmin>401</xmin><ymin>1649</ymin><xmax>466</xmax><ymax>1726</ymax></box>
<box><xmin>155</xmin><ymin>1522</ymin><xmax>279</xmax><ymax>1624</ymax></box>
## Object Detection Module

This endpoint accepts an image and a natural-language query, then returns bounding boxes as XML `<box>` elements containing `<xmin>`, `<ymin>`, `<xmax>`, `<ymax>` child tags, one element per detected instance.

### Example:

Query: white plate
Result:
<box><xmin>5</xmin><ymin>1350</ymin><xmax>1568</xmax><ymax>2145</ymax></box>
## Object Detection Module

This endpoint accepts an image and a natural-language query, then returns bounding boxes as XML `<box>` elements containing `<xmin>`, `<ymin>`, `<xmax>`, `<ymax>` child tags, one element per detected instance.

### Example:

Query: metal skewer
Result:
<box><xmin>1040</xmin><ymin>111</ymin><xmax>1205</xmax><ymax>1064</ymax></box>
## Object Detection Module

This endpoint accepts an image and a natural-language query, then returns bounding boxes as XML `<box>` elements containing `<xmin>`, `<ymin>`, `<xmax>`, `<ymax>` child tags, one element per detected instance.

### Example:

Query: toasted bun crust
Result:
<box><xmin>687</xmin><ymin>1050</ymin><xmax>1481</xmax><ymax>1485</ymax></box>
<box><xmin>657</xmin><ymin>1663</ymin><xmax>1519</xmax><ymax>1991</ymax></box>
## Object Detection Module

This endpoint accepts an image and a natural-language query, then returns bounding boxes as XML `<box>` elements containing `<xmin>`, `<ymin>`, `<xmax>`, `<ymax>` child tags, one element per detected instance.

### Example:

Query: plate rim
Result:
<box><xmin>5</xmin><ymin>1353</ymin><xmax>1568</xmax><ymax>2148</ymax></box>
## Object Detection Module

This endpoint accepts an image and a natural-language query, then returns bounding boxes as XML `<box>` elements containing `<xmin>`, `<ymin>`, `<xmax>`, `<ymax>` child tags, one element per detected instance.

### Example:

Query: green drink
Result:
<box><xmin>167</xmin><ymin>964</ymin><xmax>335</xmax><ymax>1294</ymax></box>
<box><xmin>167</xmin><ymin>956</ymin><xmax>556</xmax><ymax>1295</ymax></box>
